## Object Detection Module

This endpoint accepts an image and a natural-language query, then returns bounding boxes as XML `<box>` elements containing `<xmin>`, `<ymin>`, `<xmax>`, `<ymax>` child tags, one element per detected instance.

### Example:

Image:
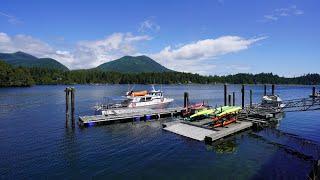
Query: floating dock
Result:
<box><xmin>162</xmin><ymin>120</ymin><xmax>252</xmax><ymax>142</ymax></box>
<box><xmin>79</xmin><ymin>107</ymin><xmax>183</xmax><ymax>126</ymax></box>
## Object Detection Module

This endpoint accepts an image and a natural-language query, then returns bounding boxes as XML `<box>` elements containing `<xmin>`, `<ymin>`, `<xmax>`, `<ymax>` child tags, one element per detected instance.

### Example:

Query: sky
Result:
<box><xmin>0</xmin><ymin>0</ymin><xmax>319</xmax><ymax>76</ymax></box>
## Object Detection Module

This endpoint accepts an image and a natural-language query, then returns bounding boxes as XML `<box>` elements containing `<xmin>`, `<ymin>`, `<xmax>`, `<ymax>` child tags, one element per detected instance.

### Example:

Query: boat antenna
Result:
<box><xmin>130</xmin><ymin>84</ymin><xmax>135</xmax><ymax>92</ymax></box>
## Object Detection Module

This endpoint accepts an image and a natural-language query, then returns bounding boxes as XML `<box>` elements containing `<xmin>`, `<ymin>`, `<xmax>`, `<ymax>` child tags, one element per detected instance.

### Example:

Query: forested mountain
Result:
<box><xmin>0</xmin><ymin>51</ymin><xmax>69</xmax><ymax>71</ymax></box>
<box><xmin>96</xmin><ymin>55</ymin><xmax>172</xmax><ymax>73</ymax></box>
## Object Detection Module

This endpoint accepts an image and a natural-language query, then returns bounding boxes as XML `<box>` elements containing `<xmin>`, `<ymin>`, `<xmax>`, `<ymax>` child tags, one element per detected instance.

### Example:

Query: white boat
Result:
<box><xmin>310</xmin><ymin>91</ymin><xmax>320</xmax><ymax>98</ymax></box>
<box><xmin>261</xmin><ymin>95</ymin><xmax>286</xmax><ymax>108</ymax></box>
<box><xmin>96</xmin><ymin>85</ymin><xmax>174</xmax><ymax>116</ymax></box>
<box><xmin>125</xmin><ymin>86</ymin><xmax>174</xmax><ymax>108</ymax></box>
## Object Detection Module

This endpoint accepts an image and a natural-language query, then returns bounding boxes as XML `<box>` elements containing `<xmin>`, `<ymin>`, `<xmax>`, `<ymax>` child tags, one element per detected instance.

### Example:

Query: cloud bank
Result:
<box><xmin>151</xmin><ymin>36</ymin><xmax>266</xmax><ymax>73</ymax></box>
<box><xmin>0</xmin><ymin>32</ymin><xmax>264</xmax><ymax>74</ymax></box>
<box><xmin>0</xmin><ymin>32</ymin><xmax>151</xmax><ymax>69</ymax></box>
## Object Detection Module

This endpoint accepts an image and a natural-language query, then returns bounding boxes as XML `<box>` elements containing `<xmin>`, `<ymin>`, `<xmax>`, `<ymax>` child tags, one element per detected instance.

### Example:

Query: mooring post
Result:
<box><xmin>228</xmin><ymin>94</ymin><xmax>231</xmax><ymax>106</ymax></box>
<box><xmin>65</xmin><ymin>88</ymin><xmax>70</xmax><ymax>128</ymax></box>
<box><xmin>250</xmin><ymin>89</ymin><xmax>253</xmax><ymax>108</ymax></box>
<box><xmin>312</xmin><ymin>86</ymin><xmax>316</xmax><ymax>97</ymax></box>
<box><xmin>184</xmin><ymin>92</ymin><xmax>189</xmax><ymax>108</ymax></box>
<box><xmin>232</xmin><ymin>92</ymin><xmax>235</xmax><ymax>106</ymax></box>
<box><xmin>224</xmin><ymin>84</ymin><xmax>227</xmax><ymax>106</ymax></box>
<box><xmin>71</xmin><ymin>88</ymin><xmax>75</xmax><ymax>128</ymax></box>
<box><xmin>241</xmin><ymin>84</ymin><xmax>245</xmax><ymax>109</ymax></box>
<box><xmin>264</xmin><ymin>84</ymin><xmax>267</xmax><ymax>96</ymax></box>
<box><xmin>272</xmin><ymin>84</ymin><xmax>275</xmax><ymax>95</ymax></box>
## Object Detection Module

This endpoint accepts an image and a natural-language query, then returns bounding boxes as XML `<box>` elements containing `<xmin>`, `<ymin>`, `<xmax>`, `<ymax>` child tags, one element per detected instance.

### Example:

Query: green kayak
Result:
<box><xmin>190</xmin><ymin>106</ymin><xmax>232</xmax><ymax>119</ymax></box>
<box><xmin>216</xmin><ymin>106</ymin><xmax>241</xmax><ymax>117</ymax></box>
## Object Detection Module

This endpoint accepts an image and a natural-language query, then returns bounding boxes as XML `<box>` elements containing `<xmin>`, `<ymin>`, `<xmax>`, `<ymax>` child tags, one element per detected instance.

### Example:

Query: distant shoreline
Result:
<box><xmin>1</xmin><ymin>83</ymin><xmax>319</xmax><ymax>89</ymax></box>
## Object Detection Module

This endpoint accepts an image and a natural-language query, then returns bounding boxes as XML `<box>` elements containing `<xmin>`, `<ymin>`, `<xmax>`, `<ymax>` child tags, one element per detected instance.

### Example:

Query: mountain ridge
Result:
<box><xmin>0</xmin><ymin>51</ymin><xmax>69</xmax><ymax>71</ymax></box>
<box><xmin>96</xmin><ymin>55</ymin><xmax>173</xmax><ymax>73</ymax></box>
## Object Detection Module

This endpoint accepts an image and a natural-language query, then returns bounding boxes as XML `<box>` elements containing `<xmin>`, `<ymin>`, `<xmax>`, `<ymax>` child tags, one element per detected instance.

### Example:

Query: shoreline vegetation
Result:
<box><xmin>1</xmin><ymin>60</ymin><xmax>320</xmax><ymax>87</ymax></box>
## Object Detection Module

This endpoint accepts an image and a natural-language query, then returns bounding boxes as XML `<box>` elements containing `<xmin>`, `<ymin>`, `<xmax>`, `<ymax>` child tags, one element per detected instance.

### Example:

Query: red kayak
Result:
<box><xmin>213</xmin><ymin>117</ymin><xmax>237</xmax><ymax>128</ymax></box>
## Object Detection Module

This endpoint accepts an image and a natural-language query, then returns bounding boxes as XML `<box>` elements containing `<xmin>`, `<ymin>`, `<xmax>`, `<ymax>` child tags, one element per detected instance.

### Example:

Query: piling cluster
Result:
<box><xmin>222</xmin><ymin>84</ymin><xmax>277</xmax><ymax>109</ymax></box>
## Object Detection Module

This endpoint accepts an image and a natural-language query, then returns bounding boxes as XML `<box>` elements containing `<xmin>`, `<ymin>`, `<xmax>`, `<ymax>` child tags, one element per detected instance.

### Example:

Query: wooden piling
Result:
<box><xmin>228</xmin><ymin>94</ymin><xmax>231</xmax><ymax>106</ymax></box>
<box><xmin>71</xmin><ymin>88</ymin><xmax>75</xmax><ymax>128</ymax></box>
<box><xmin>250</xmin><ymin>89</ymin><xmax>253</xmax><ymax>108</ymax></box>
<box><xmin>264</xmin><ymin>84</ymin><xmax>267</xmax><ymax>96</ymax></box>
<box><xmin>272</xmin><ymin>84</ymin><xmax>275</xmax><ymax>95</ymax></box>
<box><xmin>184</xmin><ymin>92</ymin><xmax>189</xmax><ymax>109</ymax></box>
<box><xmin>312</xmin><ymin>86</ymin><xmax>316</xmax><ymax>97</ymax></box>
<box><xmin>232</xmin><ymin>92</ymin><xmax>235</xmax><ymax>106</ymax></box>
<box><xmin>224</xmin><ymin>84</ymin><xmax>227</xmax><ymax>106</ymax></box>
<box><xmin>65</xmin><ymin>88</ymin><xmax>69</xmax><ymax>127</ymax></box>
<box><xmin>241</xmin><ymin>85</ymin><xmax>245</xmax><ymax>109</ymax></box>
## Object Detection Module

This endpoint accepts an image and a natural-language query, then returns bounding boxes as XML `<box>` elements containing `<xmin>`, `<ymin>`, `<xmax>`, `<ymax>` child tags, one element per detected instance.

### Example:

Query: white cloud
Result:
<box><xmin>0</xmin><ymin>32</ymin><xmax>152</xmax><ymax>69</ymax></box>
<box><xmin>139</xmin><ymin>18</ymin><xmax>160</xmax><ymax>33</ymax></box>
<box><xmin>72</xmin><ymin>33</ymin><xmax>152</xmax><ymax>68</ymax></box>
<box><xmin>0</xmin><ymin>11</ymin><xmax>22</xmax><ymax>25</ymax></box>
<box><xmin>263</xmin><ymin>5</ymin><xmax>303</xmax><ymax>22</ymax></box>
<box><xmin>150</xmin><ymin>36</ymin><xmax>265</xmax><ymax>73</ymax></box>
<box><xmin>0</xmin><ymin>32</ymin><xmax>264</xmax><ymax>74</ymax></box>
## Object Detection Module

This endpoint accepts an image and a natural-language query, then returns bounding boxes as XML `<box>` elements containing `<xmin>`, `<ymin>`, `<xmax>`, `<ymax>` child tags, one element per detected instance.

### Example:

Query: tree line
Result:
<box><xmin>1</xmin><ymin>60</ymin><xmax>320</xmax><ymax>87</ymax></box>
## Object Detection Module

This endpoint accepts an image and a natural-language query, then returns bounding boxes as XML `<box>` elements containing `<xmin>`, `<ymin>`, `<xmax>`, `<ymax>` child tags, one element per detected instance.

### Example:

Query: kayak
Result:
<box><xmin>190</xmin><ymin>106</ymin><xmax>232</xmax><ymax>119</ymax></box>
<box><xmin>215</xmin><ymin>106</ymin><xmax>241</xmax><ymax>118</ymax></box>
<box><xmin>213</xmin><ymin>117</ymin><xmax>237</xmax><ymax>127</ymax></box>
<box><xmin>182</xmin><ymin>102</ymin><xmax>207</xmax><ymax>117</ymax></box>
<box><xmin>190</xmin><ymin>108</ymin><xmax>212</xmax><ymax>118</ymax></box>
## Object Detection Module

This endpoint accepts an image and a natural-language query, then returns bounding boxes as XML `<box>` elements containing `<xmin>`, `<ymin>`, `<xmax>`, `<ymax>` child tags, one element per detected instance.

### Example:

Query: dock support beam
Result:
<box><xmin>232</xmin><ymin>92</ymin><xmax>235</xmax><ymax>106</ymax></box>
<box><xmin>250</xmin><ymin>89</ymin><xmax>253</xmax><ymax>108</ymax></box>
<box><xmin>272</xmin><ymin>84</ymin><xmax>275</xmax><ymax>95</ymax></box>
<box><xmin>224</xmin><ymin>84</ymin><xmax>227</xmax><ymax>106</ymax></box>
<box><xmin>264</xmin><ymin>84</ymin><xmax>267</xmax><ymax>96</ymax></box>
<box><xmin>241</xmin><ymin>85</ymin><xmax>245</xmax><ymax>109</ymax></box>
<box><xmin>228</xmin><ymin>94</ymin><xmax>231</xmax><ymax>106</ymax></box>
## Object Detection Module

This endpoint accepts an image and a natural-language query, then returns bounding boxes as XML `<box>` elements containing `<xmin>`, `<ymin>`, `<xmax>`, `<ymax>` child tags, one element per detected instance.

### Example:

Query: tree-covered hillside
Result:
<box><xmin>0</xmin><ymin>51</ymin><xmax>69</xmax><ymax>71</ymax></box>
<box><xmin>96</xmin><ymin>55</ymin><xmax>172</xmax><ymax>73</ymax></box>
<box><xmin>1</xmin><ymin>60</ymin><xmax>320</xmax><ymax>87</ymax></box>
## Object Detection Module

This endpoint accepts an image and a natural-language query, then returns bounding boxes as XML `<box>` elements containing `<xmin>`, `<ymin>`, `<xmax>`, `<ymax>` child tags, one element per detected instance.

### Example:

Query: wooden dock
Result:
<box><xmin>163</xmin><ymin>120</ymin><xmax>252</xmax><ymax>142</ymax></box>
<box><xmin>79</xmin><ymin>107</ymin><xmax>183</xmax><ymax>126</ymax></box>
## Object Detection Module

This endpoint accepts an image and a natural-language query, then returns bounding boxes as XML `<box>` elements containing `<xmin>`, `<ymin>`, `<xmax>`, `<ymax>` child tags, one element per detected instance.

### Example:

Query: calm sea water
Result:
<box><xmin>0</xmin><ymin>84</ymin><xmax>320</xmax><ymax>179</ymax></box>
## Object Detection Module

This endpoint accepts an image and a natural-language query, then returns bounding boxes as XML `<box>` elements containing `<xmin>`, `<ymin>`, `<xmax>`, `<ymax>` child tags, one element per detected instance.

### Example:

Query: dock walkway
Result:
<box><xmin>163</xmin><ymin>120</ymin><xmax>252</xmax><ymax>142</ymax></box>
<box><xmin>79</xmin><ymin>107</ymin><xmax>183</xmax><ymax>126</ymax></box>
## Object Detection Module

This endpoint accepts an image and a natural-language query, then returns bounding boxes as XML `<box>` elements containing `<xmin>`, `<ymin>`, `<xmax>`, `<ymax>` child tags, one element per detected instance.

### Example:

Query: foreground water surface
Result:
<box><xmin>0</xmin><ymin>84</ymin><xmax>320</xmax><ymax>179</ymax></box>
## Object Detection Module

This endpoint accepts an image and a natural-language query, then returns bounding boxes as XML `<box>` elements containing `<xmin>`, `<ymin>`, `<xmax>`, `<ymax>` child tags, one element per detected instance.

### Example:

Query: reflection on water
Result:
<box><xmin>213</xmin><ymin>138</ymin><xmax>238</xmax><ymax>154</ymax></box>
<box><xmin>0</xmin><ymin>85</ymin><xmax>320</xmax><ymax>179</ymax></box>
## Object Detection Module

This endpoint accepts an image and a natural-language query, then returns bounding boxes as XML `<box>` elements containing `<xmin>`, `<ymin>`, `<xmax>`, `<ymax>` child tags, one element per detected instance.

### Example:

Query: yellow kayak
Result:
<box><xmin>216</xmin><ymin>106</ymin><xmax>241</xmax><ymax>117</ymax></box>
<box><xmin>190</xmin><ymin>106</ymin><xmax>232</xmax><ymax>119</ymax></box>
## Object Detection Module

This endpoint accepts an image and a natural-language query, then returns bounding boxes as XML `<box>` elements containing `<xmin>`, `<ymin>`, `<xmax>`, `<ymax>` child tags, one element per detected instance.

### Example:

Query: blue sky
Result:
<box><xmin>0</xmin><ymin>0</ymin><xmax>319</xmax><ymax>76</ymax></box>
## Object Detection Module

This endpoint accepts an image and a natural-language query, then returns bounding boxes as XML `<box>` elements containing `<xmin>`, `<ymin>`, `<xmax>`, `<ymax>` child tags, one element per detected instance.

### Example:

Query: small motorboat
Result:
<box><xmin>261</xmin><ymin>95</ymin><xmax>285</xmax><ymax>108</ymax></box>
<box><xmin>310</xmin><ymin>91</ymin><xmax>320</xmax><ymax>98</ymax></box>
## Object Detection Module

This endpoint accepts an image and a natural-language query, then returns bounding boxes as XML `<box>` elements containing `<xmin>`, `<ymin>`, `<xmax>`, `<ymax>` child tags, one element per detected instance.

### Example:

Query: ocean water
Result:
<box><xmin>0</xmin><ymin>84</ymin><xmax>320</xmax><ymax>179</ymax></box>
